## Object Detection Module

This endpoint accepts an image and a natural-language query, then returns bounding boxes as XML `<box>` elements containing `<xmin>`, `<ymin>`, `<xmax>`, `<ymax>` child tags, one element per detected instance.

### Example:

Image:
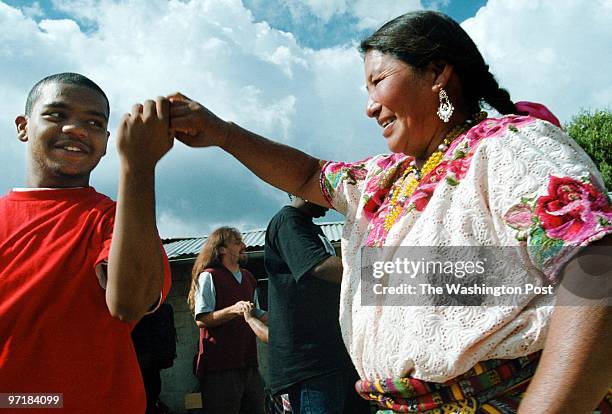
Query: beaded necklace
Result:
<box><xmin>383</xmin><ymin>111</ymin><xmax>487</xmax><ymax>232</ymax></box>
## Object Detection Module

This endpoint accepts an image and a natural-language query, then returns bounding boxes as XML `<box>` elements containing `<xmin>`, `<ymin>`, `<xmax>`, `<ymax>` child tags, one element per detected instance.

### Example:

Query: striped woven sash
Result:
<box><xmin>356</xmin><ymin>353</ymin><xmax>540</xmax><ymax>413</ymax></box>
<box><xmin>356</xmin><ymin>352</ymin><xmax>612</xmax><ymax>413</ymax></box>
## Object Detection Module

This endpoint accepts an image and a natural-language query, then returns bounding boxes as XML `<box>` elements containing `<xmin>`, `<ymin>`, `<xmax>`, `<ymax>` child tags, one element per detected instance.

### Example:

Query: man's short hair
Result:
<box><xmin>25</xmin><ymin>72</ymin><xmax>110</xmax><ymax>118</ymax></box>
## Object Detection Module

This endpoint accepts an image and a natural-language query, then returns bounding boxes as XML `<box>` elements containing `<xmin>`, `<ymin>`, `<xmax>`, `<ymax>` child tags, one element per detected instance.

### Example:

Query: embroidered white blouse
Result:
<box><xmin>320</xmin><ymin>114</ymin><xmax>612</xmax><ymax>382</ymax></box>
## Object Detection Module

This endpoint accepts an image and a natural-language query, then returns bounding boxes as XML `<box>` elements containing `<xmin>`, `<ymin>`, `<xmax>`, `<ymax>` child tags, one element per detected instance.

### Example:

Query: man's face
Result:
<box><xmin>16</xmin><ymin>82</ymin><xmax>110</xmax><ymax>187</ymax></box>
<box><xmin>224</xmin><ymin>235</ymin><xmax>248</xmax><ymax>266</ymax></box>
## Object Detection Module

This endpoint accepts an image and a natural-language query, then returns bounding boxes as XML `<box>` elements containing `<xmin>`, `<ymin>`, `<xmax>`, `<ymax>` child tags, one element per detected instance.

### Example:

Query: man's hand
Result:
<box><xmin>168</xmin><ymin>92</ymin><xmax>230</xmax><ymax>148</ymax></box>
<box><xmin>242</xmin><ymin>307</ymin><xmax>256</xmax><ymax>323</ymax></box>
<box><xmin>242</xmin><ymin>307</ymin><xmax>269</xmax><ymax>343</ymax></box>
<box><xmin>197</xmin><ymin>300</ymin><xmax>254</xmax><ymax>329</ymax></box>
<box><xmin>116</xmin><ymin>97</ymin><xmax>173</xmax><ymax>171</ymax></box>
<box><xmin>231</xmin><ymin>300</ymin><xmax>253</xmax><ymax>316</ymax></box>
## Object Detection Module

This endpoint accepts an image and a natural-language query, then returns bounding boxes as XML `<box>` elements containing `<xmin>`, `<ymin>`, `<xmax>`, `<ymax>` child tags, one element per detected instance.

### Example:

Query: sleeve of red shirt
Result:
<box><xmin>93</xmin><ymin>202</ymin><xmax>172</xmax><ymax>308</ymax></box>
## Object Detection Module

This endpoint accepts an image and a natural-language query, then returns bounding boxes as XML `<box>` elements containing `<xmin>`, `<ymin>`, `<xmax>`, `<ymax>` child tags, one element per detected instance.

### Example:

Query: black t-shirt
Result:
<box><xmin>265</xmin><ymin>206</ymin><xmax>353</xmax><ymax>394</ymax></box>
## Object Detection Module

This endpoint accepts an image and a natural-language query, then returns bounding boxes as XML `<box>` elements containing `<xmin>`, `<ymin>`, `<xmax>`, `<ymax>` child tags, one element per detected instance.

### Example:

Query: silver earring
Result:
<box><xmin>436</xmin><ymin>88</ymin><xmax>454</xmax><ymax>123</ymax></box>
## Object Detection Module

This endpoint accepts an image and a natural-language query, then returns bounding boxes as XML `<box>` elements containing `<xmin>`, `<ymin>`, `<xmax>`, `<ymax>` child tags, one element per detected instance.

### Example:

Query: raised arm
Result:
<box><xmin>106</xmin><ymin>98</ymin><xmax>173</xmax><ymax>322</ymax></box>
<box><xmin>168</xmin><ymin>93</ymin><xmax>327</xmax><ymax>206</ymax></box>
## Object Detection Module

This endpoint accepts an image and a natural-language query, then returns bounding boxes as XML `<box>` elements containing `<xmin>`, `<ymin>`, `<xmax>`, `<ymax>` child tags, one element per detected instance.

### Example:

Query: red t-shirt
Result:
<box><xmin>0</xmin><ymin>187</ymin><xmax>171</xmax><ymax>413</ymax></box>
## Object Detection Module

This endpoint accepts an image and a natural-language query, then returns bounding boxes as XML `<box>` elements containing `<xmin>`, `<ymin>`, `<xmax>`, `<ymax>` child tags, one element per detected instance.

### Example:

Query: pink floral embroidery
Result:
<box><xmin>446</xmin><ymin>152</ymin><xmax>473</xmax><ymax>183</ymax></box>
<box><xmin>365</xmin><ymin>211</ymin><xmax>390</xmax><ymax>247</ymax></box>
<box><xmin>504</xmin><ymin>203</ymin><xmax>534</xmax><ymax>229</ymax></box>
<box><xmin>321</xmin><ymin>158</ymin><xmax>371</xmax><ymax>207</ymax></box>
<box><xmin>463</xmin><ymin>115</ymin><xmax>534</xmax><ymax>147</ymax></box>
<box><xmin>362</xmin><ymin>189</ymin><xmax>390</xmax><ymax>220</ymax></box>
<box><xmin>376</xmin><ymin>154</ymin><xmax>405</xmax><ymax>170</ymax></box>
<box><xmin>410</xmin><ymin>163</ymin><xmax>448</xmax><ymax>212</ymax></box>
<box><xmin>503</xmin><ymin>175</ymin><xmax>612</xmax><ymax>281</ymax></box>
<box><xmin>362</xmin><ymin>154</ymin><xmax>410</xmax><ymax>220</ymax></box>
<box><xmin>326</xmin><ymin>160</ymin><xmax>368</xmax><ymax>181</ymax></box>
<box><xmin>535</xmin><ymin>175</ymin><xmax>612</xmax><ymax>244</ymax></box>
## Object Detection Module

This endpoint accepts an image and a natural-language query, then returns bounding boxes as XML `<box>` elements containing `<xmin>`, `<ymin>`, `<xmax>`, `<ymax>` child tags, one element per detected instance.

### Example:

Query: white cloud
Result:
<box><xmin>462</xmin><ymin>0</ymin><xmax>612</xmax><ymax>121</ymax></box>
<box><xmin>262</xmin><ymin>45</ymin><xmax>307</xmax><ymax>78</ymax></box>
<box><xmin>237</xmin><ymin>86</ymin><xmax>297</xmax><ymax>140</ymax></box>
<box><xmin>303</xmin><ymin>45</ymin><xmax>378</xmax><ymax>158</ymax></box>
<box><xmin>158</xmin><ymin>210</ymin><xmax>205</xmax><ymax>239</ymax></box>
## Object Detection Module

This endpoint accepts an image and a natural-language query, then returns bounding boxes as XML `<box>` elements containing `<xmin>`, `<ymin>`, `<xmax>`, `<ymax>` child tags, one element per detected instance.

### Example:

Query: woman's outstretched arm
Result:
<box><xmin>168</xmin><ymin>93</ymin><xmax>328</xmax><ymax>207</ymax></box>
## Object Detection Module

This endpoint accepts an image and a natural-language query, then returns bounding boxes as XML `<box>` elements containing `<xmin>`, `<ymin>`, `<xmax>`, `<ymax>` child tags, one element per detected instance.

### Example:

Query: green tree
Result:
<box><xmin>565</xmin><ymin>109</ymin><xmax>611</xmax><ymax>191</ymax></box>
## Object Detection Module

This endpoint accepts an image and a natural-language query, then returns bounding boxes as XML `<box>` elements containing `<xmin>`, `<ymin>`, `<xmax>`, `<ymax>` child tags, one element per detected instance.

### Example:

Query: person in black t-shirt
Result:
<box><xmin>264</xmin><ymin>196</ymin><xmax>370</xmax><ymax>414</ymax></box>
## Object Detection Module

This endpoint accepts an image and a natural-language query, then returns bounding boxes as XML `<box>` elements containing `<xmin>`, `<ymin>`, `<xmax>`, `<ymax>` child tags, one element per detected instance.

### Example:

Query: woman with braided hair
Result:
<box><xmin>168</xmin><ymin>10</ymin><xmax>611</xmax><ymax>414</ymax></box>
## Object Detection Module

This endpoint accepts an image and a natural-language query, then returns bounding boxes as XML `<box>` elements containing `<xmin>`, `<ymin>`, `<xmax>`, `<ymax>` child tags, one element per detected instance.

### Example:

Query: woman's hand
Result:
<box><xmin>168</xmin><ymin>92</ymin><xmax>231</xmax><ymax>148</ymax></box>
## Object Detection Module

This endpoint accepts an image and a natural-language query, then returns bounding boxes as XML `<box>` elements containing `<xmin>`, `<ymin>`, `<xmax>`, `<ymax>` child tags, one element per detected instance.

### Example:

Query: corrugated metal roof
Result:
<box><xmin>320</xmin><ymin>221</ymin><xmax>344</xmax><ymax>243</ymax></box>
<box><xmin>163</xmin><ymin>221</ymin><xmax>344</xmax><ymax>261</ymax></box>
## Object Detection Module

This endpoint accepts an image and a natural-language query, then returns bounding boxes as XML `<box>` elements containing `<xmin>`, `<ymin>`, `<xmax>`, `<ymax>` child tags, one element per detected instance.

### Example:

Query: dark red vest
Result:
<box><xmin>195</xmin><ymin>267</ymin><xmax>259</xmax><ymax>375</ymax></box>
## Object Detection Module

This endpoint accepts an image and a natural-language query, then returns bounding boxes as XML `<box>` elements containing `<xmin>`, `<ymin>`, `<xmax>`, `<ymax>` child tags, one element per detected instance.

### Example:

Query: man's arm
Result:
<box><xmin>518</xmin><ymin>235</ymin><xmax>612</xmax><ymax>413</ymax></box>
<box><xmin>106</xmin><ymin>98</ymin><xmax>173</xmax><ymax>322</ymax></box>
<box><xmin>273</xmin><ymin>211</ymin><xmax>342</xmax><ymax>284</ymax></box>
<box><xmin>196</xmin><ymin>300</ymin><xmax>253</xmax><ymax>329</ymax></box>
<box><xmin>310</xmin><ymin>256</ymin><xmax>343</xmax><ymax>284</ymax></box>
<box><xmin>168</xmin><ymin>93</ymin><xmax>327</xmax><ymax>206</ymax></box>
<box><xmin>244</xmin><ymin>310</ymin><xmax>269</xmax><ymax>343</ymax></box>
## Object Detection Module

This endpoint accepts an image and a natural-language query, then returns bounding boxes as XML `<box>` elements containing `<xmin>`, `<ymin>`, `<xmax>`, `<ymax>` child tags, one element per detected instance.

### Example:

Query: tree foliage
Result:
<box><xmin>565</xmin><ymin>109</ymin><xmax>611</xmax><ymax>191</ymax></box>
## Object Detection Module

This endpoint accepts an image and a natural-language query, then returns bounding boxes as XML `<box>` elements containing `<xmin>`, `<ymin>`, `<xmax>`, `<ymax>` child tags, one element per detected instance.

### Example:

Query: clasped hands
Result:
<box><xmin>115</xmin><ymin>93</ymin><xmax>224</xmax><ymax>169</ymax></box>
<box><xmin>231</xmin><ymin>300</ymin><xmax>257</xmax><ymax>322</ymax></box>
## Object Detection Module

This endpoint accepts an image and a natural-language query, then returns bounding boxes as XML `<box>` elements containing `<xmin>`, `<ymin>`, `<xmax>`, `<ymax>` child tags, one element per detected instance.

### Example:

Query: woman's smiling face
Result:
<box><xmin>364</xmin><ymin>50</ymin><xmax>440</xmax><ymax>158</ymax></box>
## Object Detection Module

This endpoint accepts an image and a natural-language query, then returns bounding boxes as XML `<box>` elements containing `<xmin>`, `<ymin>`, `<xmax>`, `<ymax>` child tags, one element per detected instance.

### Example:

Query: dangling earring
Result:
<box><xmin>436</xmin><ymin>88</ymin><xmax>454</xmax><ymax>123</ymax></box>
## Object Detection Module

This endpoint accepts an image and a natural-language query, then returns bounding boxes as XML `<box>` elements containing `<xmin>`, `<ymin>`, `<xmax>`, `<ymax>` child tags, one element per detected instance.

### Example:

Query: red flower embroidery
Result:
<box><xmin>535</xmin><ymin>176</ymin><xmax>612</xmax><ymax>243</ymax></box>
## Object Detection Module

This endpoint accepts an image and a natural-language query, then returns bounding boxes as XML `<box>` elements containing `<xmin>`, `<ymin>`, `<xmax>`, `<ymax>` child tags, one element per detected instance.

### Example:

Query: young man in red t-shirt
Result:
<box><xmin>0</xmin><ymin>73</ymin><xmax>172</xmax><ymax>413</ymax></box>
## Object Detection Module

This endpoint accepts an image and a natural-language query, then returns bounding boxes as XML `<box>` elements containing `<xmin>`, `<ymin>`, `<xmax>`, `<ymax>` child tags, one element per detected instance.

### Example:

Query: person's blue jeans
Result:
<box><xmin>287</xmin><ymin>370</ymin><xmax>370</xmax><ymax>414</ymax></box>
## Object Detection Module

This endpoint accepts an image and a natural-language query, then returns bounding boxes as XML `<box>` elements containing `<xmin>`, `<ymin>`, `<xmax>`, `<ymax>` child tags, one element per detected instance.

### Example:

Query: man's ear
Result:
<box><xmin>219</xmin><ymin>246</ymin><xmax>227</xmax><ymax>254</ymax></box>
<box><xmin>15</xmin><ymin>115</ymin><xmax>28</xmax><ymax>142</ymax></box>
<box><xmin>101</xmin><ymin>130</ymin><xmax>110</xmax><ymax>157</ymax></box>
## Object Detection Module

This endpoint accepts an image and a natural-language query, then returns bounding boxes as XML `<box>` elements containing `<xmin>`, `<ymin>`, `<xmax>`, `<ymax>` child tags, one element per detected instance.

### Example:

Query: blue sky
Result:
<box><xmin>0</xmin><ymin>0</ymin><xmax>610</xmax><ymax>237</ymax></box>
